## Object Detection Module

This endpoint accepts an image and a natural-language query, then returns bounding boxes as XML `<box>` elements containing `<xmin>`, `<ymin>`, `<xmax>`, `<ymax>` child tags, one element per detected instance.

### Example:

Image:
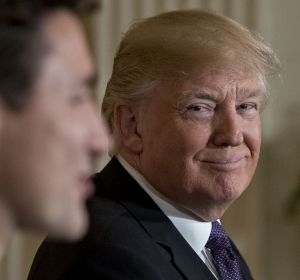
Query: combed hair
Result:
<box><xmin>103</xmin><ymin>9</ymin><xmax>280</xmax><ymax>135</ymax></box>
<box><xmin>0</xmin><ymin>0</ymin><xmax>100</xmax><ymax>110</ymax></box>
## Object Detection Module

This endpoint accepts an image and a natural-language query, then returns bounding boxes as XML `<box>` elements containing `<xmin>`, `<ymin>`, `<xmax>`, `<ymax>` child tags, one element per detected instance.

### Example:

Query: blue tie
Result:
<box><xmin>205</xmin><ymin>221</ymin><xmax>243</xmax><ymax>280</ymax></box>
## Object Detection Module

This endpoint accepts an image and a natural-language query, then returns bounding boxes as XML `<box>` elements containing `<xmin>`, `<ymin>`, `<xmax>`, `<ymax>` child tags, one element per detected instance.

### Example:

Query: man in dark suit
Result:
<box><xmin>29</xmin><ymin>9</ymin><xmax>280</xmax><ymax>279</ymax></box>
<box><xmin>0</xmin><ymin>0</ymin><xmax>109</xmax><ymax>261</ymax></box>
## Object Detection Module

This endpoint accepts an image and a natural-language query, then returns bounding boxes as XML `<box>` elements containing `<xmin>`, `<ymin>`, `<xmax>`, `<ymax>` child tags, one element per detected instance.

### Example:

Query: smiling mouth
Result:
<box><xmin>201</xmin><ymin>157</ymin><xmax>246</xmax><ymax>171</ymax></box>
<box><xmin>78</xmin><ymin>174</ymin><xmax>94</xmax><ymax>199</ymax></box>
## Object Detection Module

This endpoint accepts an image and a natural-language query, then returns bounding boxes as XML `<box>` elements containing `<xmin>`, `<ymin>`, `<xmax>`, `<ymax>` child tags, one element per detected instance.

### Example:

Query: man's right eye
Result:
<box><xmin>187</xmin><ymin>104</ymin><xmax>205</xmax><ymax>111</ymax></box>
<box><xmin>184</xmin><ymin>103</ymin><xmax>215</xmax><ymax>120</ymax></box>
<box><xmin>186</xmin><ymin>103</ymin><xmax>214</xmax><ymax>112</ymax></box>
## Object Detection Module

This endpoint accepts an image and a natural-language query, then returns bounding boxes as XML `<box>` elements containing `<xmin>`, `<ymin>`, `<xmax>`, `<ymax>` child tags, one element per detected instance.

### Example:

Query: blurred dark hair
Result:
<box><xmin>0</xmin><ymin>0</ymin><xmax>101</xmax><ymax>110</ymax></box>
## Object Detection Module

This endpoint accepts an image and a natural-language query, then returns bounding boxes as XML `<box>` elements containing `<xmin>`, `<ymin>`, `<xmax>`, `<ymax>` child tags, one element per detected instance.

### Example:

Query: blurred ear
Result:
<box><xmin>114</xmin><ymin>104</ymin><xmax>142</xmax><ymax>153</ymax></box>
<box><xmin>0</xmin><ymin>100</ymin><xmax>5</xmax><ymax>136</ymax></box>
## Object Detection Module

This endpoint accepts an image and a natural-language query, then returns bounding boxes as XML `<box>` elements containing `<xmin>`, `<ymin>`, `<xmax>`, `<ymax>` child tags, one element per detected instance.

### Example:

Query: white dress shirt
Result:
<box><xmin>117</xmin><ymin>155</ymin><xmax>220</xmax><ymax>279</ymax></box>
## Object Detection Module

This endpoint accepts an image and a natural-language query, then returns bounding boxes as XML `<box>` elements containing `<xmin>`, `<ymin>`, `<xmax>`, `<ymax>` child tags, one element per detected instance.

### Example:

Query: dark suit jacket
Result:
<box><xmin>28</xmin><ymin>157</ymin><xmax>253</xmax><ymax>280</ymax></box>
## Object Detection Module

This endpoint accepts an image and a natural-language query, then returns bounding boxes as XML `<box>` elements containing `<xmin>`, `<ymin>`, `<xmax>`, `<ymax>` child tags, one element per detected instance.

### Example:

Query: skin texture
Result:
<box><xmin>119</xmin><ymin>68</ymin><xmax>263</xmax><ymax>221</ymax></box>
<box><xmin>0</xmin><ymin>10</ymin><xmax>109</xmax><ymax>243</ymax></box>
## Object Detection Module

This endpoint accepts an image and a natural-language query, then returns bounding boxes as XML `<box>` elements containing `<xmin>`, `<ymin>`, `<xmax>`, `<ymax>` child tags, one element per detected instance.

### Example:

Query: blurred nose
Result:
<box><xmin>88</xmin><ymin>109</ymin><xmax>112</xmax><ymax>158</ymax></box>
<box><xmin>212</xmin><ymin>107</ymin><xmax>243</xmax><ymax>147</ymax></box>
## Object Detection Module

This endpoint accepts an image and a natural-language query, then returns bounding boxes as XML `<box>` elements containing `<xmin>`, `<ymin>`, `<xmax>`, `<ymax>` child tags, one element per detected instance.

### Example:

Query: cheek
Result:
<box><xmin>241</xmin><ymin>115</ymin><xmax>261</xmax><ymax>152</ymax></box>
<box><xmin>248</xmin><ymin>121</ymin><xmax>262</xmax><ymax>155</ymax></box>
<box><xmin>43</xmin><ymin>118</ymin><xmax>83</xmax><ymax>158</ymax></box>
<box><xmin>174</xmin><ymin>123</ymin><xmax>211</xmax><ymax>156</ymax></box>
<box><xmin>145</xmin><ymin>128</ymin><xmax>200</xmax><ymax>160</ymax></box>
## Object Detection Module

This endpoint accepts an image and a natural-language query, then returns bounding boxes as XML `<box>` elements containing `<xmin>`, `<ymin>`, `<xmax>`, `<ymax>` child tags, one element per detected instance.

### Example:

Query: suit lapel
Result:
<box><xmin>96</xmin><ymin>158</ymin><xmax>216</xmax><ymax>280</ymax></box>
<box><xmin>231</xmin><ymin>240</ymin><xmax>254</xmax><ymax>280</ymax></box>
<box><xmin>136</xmin><ymin>209</ymin><xmax>217</xmax><ymax>280</ymax></box>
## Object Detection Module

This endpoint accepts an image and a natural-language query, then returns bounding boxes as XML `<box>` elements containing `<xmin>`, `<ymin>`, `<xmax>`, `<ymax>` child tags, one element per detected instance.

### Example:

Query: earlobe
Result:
<box><xmin>114</xmin><ymin>105</ymin><xmax>143</xmax><ymax>153</ymax></box>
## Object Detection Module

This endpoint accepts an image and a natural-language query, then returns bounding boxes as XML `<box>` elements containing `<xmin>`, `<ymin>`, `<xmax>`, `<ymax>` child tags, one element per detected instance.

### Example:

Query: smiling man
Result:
<box><xmin>132</xmin><ymin>69</ymin><xmax>263</xmax><ymax>222</ymax></box>
<box><xmin>0</xmin><ymin>0</ymin><xmax>109</xmax><ymax>260</ymax></box>
<box><xmin>29</xmin><ymin>9</ymin><xmax>279</xmax><ymax>280</ymax></box>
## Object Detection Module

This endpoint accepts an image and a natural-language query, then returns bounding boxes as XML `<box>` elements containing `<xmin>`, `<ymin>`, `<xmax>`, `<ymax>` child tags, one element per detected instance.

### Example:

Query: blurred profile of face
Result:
<box><xmin>136</xmin><ymin>68</ymin><xmax>263</xmax><ymax>221</ymax></box>
<box><xmin>0</xmin><ymin>10</ymin><xmax>109</xmax><ymax>240</ymax></box>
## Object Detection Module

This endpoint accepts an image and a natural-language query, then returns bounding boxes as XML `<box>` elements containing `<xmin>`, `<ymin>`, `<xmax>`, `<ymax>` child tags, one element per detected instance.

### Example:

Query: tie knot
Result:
<box><xmin>206</xmin><ymin>221</ymin><xmax>231</xmax><ymax>251</ymax></box>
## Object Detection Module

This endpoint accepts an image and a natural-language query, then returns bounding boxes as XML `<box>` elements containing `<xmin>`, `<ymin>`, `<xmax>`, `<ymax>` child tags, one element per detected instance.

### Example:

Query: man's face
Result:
<box><xmin>0</xmin><ymin>10</ymin><xmax>109</xmax><ymax>240</ymax></box>
<box><xmin>138</xmin><ymin>68</ymin><xmax>263</xmax><ymax>221</ymax></box>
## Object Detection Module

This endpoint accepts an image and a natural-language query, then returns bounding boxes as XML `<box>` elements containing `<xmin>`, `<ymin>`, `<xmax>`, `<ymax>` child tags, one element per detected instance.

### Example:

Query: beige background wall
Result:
<box><xmin>1</xmin><ymin>0</ymin><xmax>300</xmax><ymax>279</ymax></box>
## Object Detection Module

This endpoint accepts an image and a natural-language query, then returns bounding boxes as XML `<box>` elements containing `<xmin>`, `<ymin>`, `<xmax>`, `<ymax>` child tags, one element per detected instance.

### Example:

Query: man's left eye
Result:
<box><xmin>70</xmin><ymin>95</ymin><xmax>86</xmax><ymax>105</ymax></box>
<box><xmin>70</xmin><ymin>89</ymin><xmax>92</xmax><ymax>106</ymax></box>
<box><xmin>236</xmin><ymin>103</ymin><xmax>259</xmax><ymax>117</ymax></box>
<box><xmin>237</xmin><ymin>103</ymin><xmax>256</xmax><ymax>110</ymax></box>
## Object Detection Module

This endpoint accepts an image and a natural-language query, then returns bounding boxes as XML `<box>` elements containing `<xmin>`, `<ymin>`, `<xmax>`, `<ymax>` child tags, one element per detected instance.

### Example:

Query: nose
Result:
<box><xmin>212</xmin><ymin>108</ymin><xmax>243</xmax><ymax>147</ymax></box>
<box><xmin>89</xmin><ymin>109</ymin><xmax>112</xmax><ymax>158</ymax></box>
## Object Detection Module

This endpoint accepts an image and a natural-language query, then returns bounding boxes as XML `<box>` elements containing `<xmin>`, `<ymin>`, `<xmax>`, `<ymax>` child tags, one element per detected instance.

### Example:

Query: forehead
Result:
<box><xmin>173</xmin><ymin>67</ymin><xmax>265</xmax><ymax>102</ymax></box>
<box><xmin>40</xmin><ymin>9</ymin><xmax>93</xmax><ymax>77</ymax></box>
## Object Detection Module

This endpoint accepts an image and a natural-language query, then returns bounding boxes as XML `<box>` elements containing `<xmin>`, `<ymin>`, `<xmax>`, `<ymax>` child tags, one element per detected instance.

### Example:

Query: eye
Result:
<box><xmin>239</xmin><ymin>103</ymin><xmax>251</xmax><ymax>109</ymax></box>
<box><xmin>70</xmin><ymin>88</ymin><xmax>92</xmax><ymax>106</ymax></box>
<box><xmin>183</xmin><ymin>102</ymin><xmax>215</xmax><ymax>120</ymax></box>
<box><xmin>236</xmin><ymin>102</ymin><xmax>258</xmax><ymax>116</ymax></box>
<box><xmin>186</xmin><ymin>101</ymin><xmax>215</xmax><ymax>112</ymax></box>
<box><xmin>237</xmin><ymin>103</ymin><xmax>256</xmax><ymax>110</ymax></box>
<box><xmin>187</xmin><ymin>104</ymin><xmax>206</xmax><ymax>111</ymax></box>
<box><xmin>70</xmin><ymin>95</ymin><xmax>85</xmax><ymax>105</ymax></box>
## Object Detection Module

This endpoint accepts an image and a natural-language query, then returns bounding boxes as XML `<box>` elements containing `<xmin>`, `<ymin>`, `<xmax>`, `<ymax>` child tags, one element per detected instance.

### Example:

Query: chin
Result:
<box><xmin>187</xmin><ymin>200</ymin><xmax>230</xmax><ymax>222</ymax></box>
<box><xmin>48</xmin><ymin>209</ymin><xmax>89</xmax><ymax>241</ymax></box>
<box><xmin>197</xmin><ymin>210</ymin><xmax>225</xmax><ymax>222</ymax></box>
<box><xmin>50</xmin><ymin>222</ymin><xmax>87</xmax><ymax>241</ymax></box>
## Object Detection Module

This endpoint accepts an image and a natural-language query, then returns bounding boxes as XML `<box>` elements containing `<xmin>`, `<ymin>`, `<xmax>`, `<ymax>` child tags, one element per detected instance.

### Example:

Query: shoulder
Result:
<box><xmin>29</xmin><ymin>194</ymin><xmax>170</xmax><ymax>280</ymax></box>
<box><xmin>84</xmin><ymin>195</ymin><xmax>160</xmax><ymax>256</ymax></box>
<box><xmin>29</xmin><ymin>159</ymin><xmax>176</xmax><ymax>279</ymax></box>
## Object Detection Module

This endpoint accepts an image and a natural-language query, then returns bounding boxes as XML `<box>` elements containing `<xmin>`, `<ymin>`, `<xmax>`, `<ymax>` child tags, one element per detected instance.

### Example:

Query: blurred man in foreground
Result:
<box><xmin>29</xmin><ymin>9</ymin><xmax>279</xmax><ymax>279</ymax></box>
<box><xmin>0</xmin><ymin>0</ymin><xmax>109</xmax><ymax>260</ymax></box>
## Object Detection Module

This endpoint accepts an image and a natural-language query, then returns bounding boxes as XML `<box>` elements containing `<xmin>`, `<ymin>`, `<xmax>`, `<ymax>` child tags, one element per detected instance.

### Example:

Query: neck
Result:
<box><xmin>0</xmin><ymin>199</ymin><xmax>15</xmax><ymax>260</ymax></box>
<box><xmin>118</xmin><ymin>150</ymin><xmax>142</xmax><ymax>173</ymax></box>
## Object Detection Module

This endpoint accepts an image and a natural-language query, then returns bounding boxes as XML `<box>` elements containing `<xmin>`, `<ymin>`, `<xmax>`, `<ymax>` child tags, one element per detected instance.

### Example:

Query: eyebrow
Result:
<box><xmin>236</xmin><ymin>88</ymin><xmax>266</xmax><ymax>103</ymax></box>
<box><xmin>177</xmin><ymin>89</ymin><xmax>220</xmax><ymax>104</ymax></box>
<box><xmin>175</xmin><ymin>87</ymin><xmax>266</xmax><ymax>107</ymax></box>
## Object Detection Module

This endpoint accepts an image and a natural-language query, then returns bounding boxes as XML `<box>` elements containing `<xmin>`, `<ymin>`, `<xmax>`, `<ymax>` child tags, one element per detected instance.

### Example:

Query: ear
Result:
<box><xmin>114</xmin><ymin>104</ymin><xmax>143</xmax><ymax>153</ymax></box>
<box><xmin>0</xmin><ymin>100</ymin><xmax>6</xmax><ymax>136</ymax></box>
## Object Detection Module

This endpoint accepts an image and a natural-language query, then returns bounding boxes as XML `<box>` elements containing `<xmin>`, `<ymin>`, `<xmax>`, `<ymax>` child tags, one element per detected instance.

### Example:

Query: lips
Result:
<box><xmin>201</xmin><ymin>156</ymin><xmax>247</xmax><ymax>171</ymax></box>
<box><xmin>78</xmin><ymin>173</ymin><xmax>94</xmax><ymax>199</ymax></box>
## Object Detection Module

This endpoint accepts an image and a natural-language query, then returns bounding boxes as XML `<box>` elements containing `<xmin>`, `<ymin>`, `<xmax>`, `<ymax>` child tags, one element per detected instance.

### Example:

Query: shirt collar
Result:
<box><xmin>117</xmin><ymin>155</ymin><xmax>212</xmax><ymax>256</ymax></box>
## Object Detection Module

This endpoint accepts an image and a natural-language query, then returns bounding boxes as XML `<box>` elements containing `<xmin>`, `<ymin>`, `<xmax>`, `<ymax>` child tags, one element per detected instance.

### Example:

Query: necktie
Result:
<box><xmin>205</xmin><ymin>221</ymin><xmax>243</xmax><ymax>280</ymax></box>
